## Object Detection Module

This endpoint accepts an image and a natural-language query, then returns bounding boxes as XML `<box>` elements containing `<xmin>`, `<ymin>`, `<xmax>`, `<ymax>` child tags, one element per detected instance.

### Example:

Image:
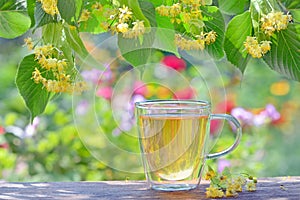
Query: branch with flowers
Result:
<box><xmin>0</xmin><ymin>0</ymin><xmax>299</xmax><ymax>120</ymax></box>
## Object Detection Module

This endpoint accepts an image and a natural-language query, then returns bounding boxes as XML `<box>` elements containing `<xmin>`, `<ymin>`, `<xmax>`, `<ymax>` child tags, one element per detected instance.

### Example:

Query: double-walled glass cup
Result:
<box><xmin>135</xmin><ymin>100</ymin><xmax>242</xmax><ymax>191</ymax></box>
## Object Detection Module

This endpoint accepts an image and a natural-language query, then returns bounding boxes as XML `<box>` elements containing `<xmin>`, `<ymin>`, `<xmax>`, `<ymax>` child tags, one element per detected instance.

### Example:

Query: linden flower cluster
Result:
<box><xmin>175</xmin><ymin>31</ymin><xmax>217</xmax><ymax>50</ymax></box>
<box><xmin>261</xmin><ymin>11</ymin><xmax>292</xmax><ymax>36</ymax></box>
<box><xmin>204</xmin><ymin>167</ymin><xmax>257</xmax><ymax>198</ymax></box>
<box><xmin>244</xmin><ymin>36</ymin><xmax>271</xmax><ymax>58</ymax></box>
<box><xmin>245</xmin><ymin>11</ymin><xmax>292</xmax><ymax>58</ymax></box>
<box><xmin>25</xmin><ymin>39</ymin><xmax>87</xmax><ymax>94</ymax></box>
<box><xmin>156</xmin><ymin>0</ymin><xmax>207</xmax><ymax>24</ymax></box>
<box><xmin>99</xmin><ymin>5</ymin><xmax>146</xmax><ymax>39</ymax></box>
<box><xmin>37</xmin><ymin>0</ymin><xmax>59</xmax><ymax>16</ymax></box>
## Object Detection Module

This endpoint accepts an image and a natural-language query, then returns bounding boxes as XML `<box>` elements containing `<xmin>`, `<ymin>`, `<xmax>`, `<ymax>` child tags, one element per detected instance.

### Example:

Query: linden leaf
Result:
<box><xmin>57</xmin><ymin>0</ymin><xmax>77</xmax><ymax>24</ymax></box>
<box><xmin>224</xmin><ymin>11</ymin><xmax>252</xmax><ymax>72</ymax></box>
<box><xmin>218</xmin><ymin>0</ymin><xmax>249</xmax><ymax>15</ymax></box>
<box><xmin>16</xmin><ymin>54</ymin><xmax>51</xmax><ymax>121</ymax></box>
<box><xmin>263</xmin><ymin>10</ymin><xmax>300</xmax><ymax>81</ymax></box>
<box><xmin>0</xmin><ymin>10</ymin><xmax>31</xmax><ymax>39</ymax></box>
<box><xmin>34</xmin><ymin>2</ymin><xmax>55</xmax><ymax>29</ymax></box>
<box><xmin>202</xmin><ymin>6</ymin><xmax>225</xmax><ymax>60</ymax></box>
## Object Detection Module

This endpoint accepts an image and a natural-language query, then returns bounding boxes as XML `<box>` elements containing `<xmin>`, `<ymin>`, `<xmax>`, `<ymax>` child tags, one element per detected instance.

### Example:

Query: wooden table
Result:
<box><xmin>0</xmin><ymin>177</ymin><xmax>299</xmax><ymax>199</ymax></box>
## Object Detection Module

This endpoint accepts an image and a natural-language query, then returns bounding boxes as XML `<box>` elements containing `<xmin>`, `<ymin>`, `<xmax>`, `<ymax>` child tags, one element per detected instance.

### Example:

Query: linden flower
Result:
<box><xmin>156</xmin><ymin>5</ymin><xmax>169</xmax><ymax>17</ymax></box>
<box><xmin>117</xmin><ymin>23</ymin><xmax>129</xmax><ymax>33</ymax></box>
<box><xmin>169</xmin><ymin>3</ymin><xmax>181</xmax><ymax>17</ymax></box>
<box><xmin>244</xmin><ymin>36</ymin><xmax>271</xmax><ymax>58</ymax></box>
<box><xmin>246</xmin><ymin>181</ymin><xmax>257</xmax><ymax>192</ymax></box>
<box><xmin>119</xmin><ymin>5</ymin><xmax>132</xmax><ymax>22</ymax></box>
<box><xmin>38</xmin><ymin>0</ymin><xmax>59</xmax><ymax>16</ymax></box>
<box><xmin>24</xmin><ymin>37</ymin><xmax>34</xmax><ymax>50</ymax></box>
<box><xmin>204</xmin><ymin>169</ymin><xmax>216</xmax><ymax>180</ymax></box>
<box><xmin>261</xmin><ymin>11</ymin><xmax>292</xmax><ymax>36</ymax></box>
<box><xmin>260</xmin><ymin>40</ymin><xmax>272</xmax><ymax>54</ymax></box>
<box><xmin>92</xmin><ymin>2</ymin><xmax>103</xmax><ymax>11</ymax></box>
<box><xmin>205</xmin><ymin>185</ymin><xmax>224</xmax><ymax>198</ymax></box>
<box><xmin>205</xmin><ymin>31</ymin><xmax>217</xmax><ymax>44</ymax></box>
<box><xmin>79</xmin><ymin>9</ymin><xmax>91</xmax><ymax>22</ymax></box>
<box><xmin>32</xmin><ymin>68</ymin><xmax>45</xmax><ymax>84</ymax></box>
<box><xmin>225</xmin><ymin>183</ymin><xmax>239</xmax><ymax>197</ymax></box>
<box><xmin>132</xmin><ymin>21</ymin><xmax>145</xmax><ymax>35</ymax></box>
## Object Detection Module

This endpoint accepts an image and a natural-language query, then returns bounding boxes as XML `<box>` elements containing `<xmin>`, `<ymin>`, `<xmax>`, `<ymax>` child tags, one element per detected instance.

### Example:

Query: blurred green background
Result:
<box><xmin>1</xmin><ymin>34</ymin><xmax>300</xmax><ymax>182</ymax></box>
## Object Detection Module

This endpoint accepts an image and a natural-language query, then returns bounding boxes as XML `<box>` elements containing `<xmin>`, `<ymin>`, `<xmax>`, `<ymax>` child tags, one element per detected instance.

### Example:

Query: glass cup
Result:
<box><xmin>135</xmin><ymin>100</ymin><xmax>242</xmax><ymax>191</ymax></box>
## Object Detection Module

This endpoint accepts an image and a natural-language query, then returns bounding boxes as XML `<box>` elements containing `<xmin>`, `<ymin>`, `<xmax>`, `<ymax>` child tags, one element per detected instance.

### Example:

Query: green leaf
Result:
<box><xmin>203</xmin><ymin>6</ymin><xmax>225</xmax><ymax>60</ymax></box>
<box><xmin>78</xmin><ymin>6</ymin><xmax>108</xmax><ymax>34</ymax></box>
<box><xmin>153</xmin><ymin>14</ymin><xmax>179</xmax><ymax>57</ymax></box>
<box><xmin>118</xmin><ymin>32</ymin><xmax>155</xmax><ymax>67</ymax></box>
<box><xmin>263</xmin><ymin>10</ymin><xmax>300</xmax><ymax>81</ymax></box>
<box><xmin>119</xmin><ymin>0</ymin><xmax>151</xmax><ymax>27</ymax></box>
<box><xmin>0</xmin><ymin>10</ymin><xmax>31</xmax><ymax>39</ymax></box>
<box><xmin>0</xmin><ymin>0</ymin><xmax>25</xmax><ymax>11</ymax></box>
<box><xmin>57</xmin><ymin>0</ymin><xmax>76</xmax><ymax>24</ymax></box>
<box><xmin>224</xmin><ymin>11</ymin><xmax>252</xmax><ymax>72</ymax></box>
<box><xmin>42</xmin><ymin>22</ymin><xmax>64</xmax><ymax>46</ymax></box>
<box><xmin>63</xmin><ymin>24</ymin><xmax>89</xmax><ymax>59</ymax></box>
<box><xmin>34</xmin><ymin>2</ymin><xmax>55</xmax><ymax>29</ymax></box>
<box><xmin>281</xmin><ymin>0</ymin><xmax>300</xmax><ymax>9</ymax></box>
<box><xmin>16</xmin><ymin>54</ymin><xmax>51</xmax><ymax>121</ymax></box>
<box><xmin>117</xmin><ymin>1</ymin><xmax>156</xmax><ymax>66</ymax></box>
<box><xmin>140</xmin><ymin>0</ymin><xmax>157</xmax><ymax>27</ymax></box>
<box><xmin>218</xmin><ymin>0</ymin><xmax>249</xmax><ymax>15</ymax></box>
<box><xmin>26</xmin><ymin>0</ymin><xmax>35</xmax><ymax>28</ymax></box>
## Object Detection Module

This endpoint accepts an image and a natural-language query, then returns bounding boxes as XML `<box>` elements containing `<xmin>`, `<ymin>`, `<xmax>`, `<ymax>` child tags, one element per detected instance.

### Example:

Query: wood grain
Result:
<box><xmin>0</xmin><ymin>177</ymin><xmax>299</xmax><ymax>199</ymax></box>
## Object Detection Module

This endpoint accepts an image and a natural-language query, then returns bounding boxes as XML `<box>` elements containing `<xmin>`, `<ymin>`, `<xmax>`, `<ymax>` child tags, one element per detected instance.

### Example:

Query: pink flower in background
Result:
<box><xmin>161</xmin><ymin>55</ymin><xmax>187</xmax><ymax>71</ymax></box>
<box><xmin>133</xmin><ymin>81</ymin><xmax>148</xmax><ymax>96</ymax></box>
<box><xmin>0</xmin><ymin>126</ymin><xmax>4</xmax><ymax>135</ymax></box>
<box><xmin>231</xmin><ymin>104</ymin><xmax>281</xmax><ymax>127</ymax></box>
<box><xmin>173</xmin><ymin>87</ymin><xmax>196</xmax><ymax>99</ymax></box>
<box><xmin>253</xmin><ymin>104</ymin><xmax>281</xmax><ymax>126</ymax></box>
<box><xmin>210</xmin><ymin>120</ymin><xmax>221</xmax><ymax>135</ymax></box>
<box><xmin>81</xmin><ymin>68</ymin><xmax>102</xmax><ymax>84</ymax></box>
<box><xmin>76</xmin><ymin>100</ymin><xmax>90</xmax><ymax>115</ymax></box>
<box><xmin>218</xmin><ymin>159</ymin><xmax>231</xmax><ymax>173</ymax></box>
<box><xmin>216</xmin><ymin>100</ymin><xmax>235</xmax><ymax>114</ymax></box>
<box><xmin>81</xmin><ymin>66</ymin><xmax>113</xmax><ymax>85</ymax></box>
<box><xmin>264</xmin><ymin>104</ymin><xmax>281</xmax><ymax>121</ymax></box>
<box><xmin>231</xmin><ymin>107</ymin><xmax>254</xmax><ymax>126</ymax></box>
<box><xmin>210</xmin><ymin>100</ymin><xmax>236</xmax><ymax>134</ymax></box>
<box><xmin>96</xmin><ymin>86</ymin><xmax>113</xmax><ymax>100</ymax></box>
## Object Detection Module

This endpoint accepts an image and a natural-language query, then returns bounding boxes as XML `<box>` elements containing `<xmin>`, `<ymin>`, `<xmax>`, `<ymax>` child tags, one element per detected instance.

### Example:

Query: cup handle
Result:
<box><xmin>206</xmin><ymin>114</ymin><xmax>242</xmax><ymax>159</ymax></box>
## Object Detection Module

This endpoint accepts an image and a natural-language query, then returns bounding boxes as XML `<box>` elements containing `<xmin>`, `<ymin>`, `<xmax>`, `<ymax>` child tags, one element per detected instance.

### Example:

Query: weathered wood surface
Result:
<box><xmin>0</xmin><ymin>177</ymin><xmax>299</xmax><ymax>199</ymax></box>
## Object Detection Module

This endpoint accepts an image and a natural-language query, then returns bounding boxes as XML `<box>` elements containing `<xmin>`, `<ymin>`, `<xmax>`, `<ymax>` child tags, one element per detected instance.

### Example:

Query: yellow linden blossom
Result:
<box><xmin>205</xmin><ymin>185</ymin><xmax>224</xmax><ymax>198</ymax></box>
<box><xmin>234</xmin><ymin>176</ymin><xmax>247</xmax><ymax>185</ymax></box>
<box><xmin>92</xmin><ymin>2</ymin><xmax>103</xmax><ymax>11</ymax></box>
<box><xmin>244</xmin><ymin>36</ymin><xmax>271</xmax><ymax>58</ymax></box>
<box><xmin>119</xmin><ymin>5</ymin><xmax>133</xmax><ymax>22</ymax></box>
<box><xmin>79</xmin><ymin>9</ymin><xmax>91</xmax><ymax>22</ymax></box>
<box><xmin>225</xmin><ymin>183</ymin><xmax>239</xmax><ymax>197</ymax></box>
<box><xmin>204</xmin><ymin>168</ymin><xmax>216</xmax><ymax>180</ymax></box>
<box><xmin>34</xmin><ymin>44</ymin><xmax>53</xmax><ymax>59</ymax></box>
<box><xmin>24</xmin><ymin>37</ymin><xmax>34</xmax><ymax>50</ymax></box>
<box><xmin>37</xmin><ymin>0</ymin><xmax>59</xmax><ymax>16</ymax></box>
<box><xmin>261</xmin><ymin>11</ymin><xmax>292</xmax><ymax>36</ymax></box>
<box><xmin>246</xmin><ymin>181</ymin><xmax>257</xmax><ymax>192</ymax></box>
<box><xmin>175</xmin><ymin>31</ymin><xmax>217</xmax><ymax>50</ymax></box>
<box><xmin>260</xmin><ymin>40</ymin><xmax>272</xmax><ymax>54</ymax></box>
<box><xmin>205</xmin><ymin>31</ymin><xmax>217</xmax><ymax>44</ymax></box>
<box><xmin>31</xmin><ymin>44</ymin><xmax>87</xmax><ymax>94</ymax></box>
<box><xmin>123</xmin><ymin>21</ymin><xmax>146</xmax><ymax>38</ymax></box>
<box><xmin>117</xmin><ymin>23</ymin><xmax>129</xmax><ymax>33</ymax></box>
<box><xmin>156</xmin><ymin>1</ymin><xmax>202</xmax><ymax>24</ymax></box>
